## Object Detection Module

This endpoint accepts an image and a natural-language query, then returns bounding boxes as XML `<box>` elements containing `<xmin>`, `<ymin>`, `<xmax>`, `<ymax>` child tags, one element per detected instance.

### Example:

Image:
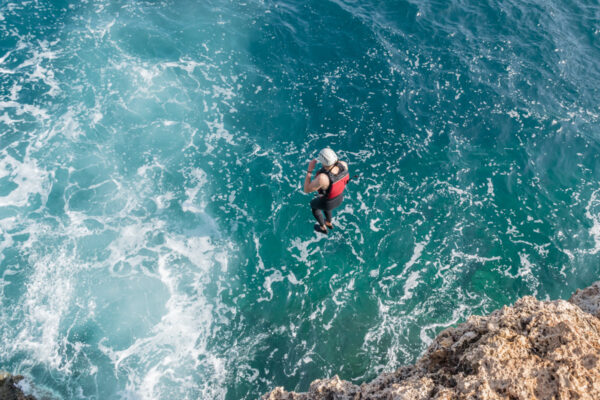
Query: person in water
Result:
<box><xmin>303</xmin><ymin>148</ymin><xmax>349</xmax><ymax>234</ymax></box>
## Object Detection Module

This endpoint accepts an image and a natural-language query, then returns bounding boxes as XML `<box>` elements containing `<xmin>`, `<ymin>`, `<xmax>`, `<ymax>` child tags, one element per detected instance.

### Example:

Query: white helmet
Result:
<box><xmin>318</xmin><ymin>148</ymin><xmax>338</xmax><ymax>166</ymax></box>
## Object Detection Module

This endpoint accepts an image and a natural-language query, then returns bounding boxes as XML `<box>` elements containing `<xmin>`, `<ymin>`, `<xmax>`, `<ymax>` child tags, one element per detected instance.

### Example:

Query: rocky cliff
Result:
<box><xmin>0</xmin><ymin>372</ymin><xmax>36</xmax><ymax>400</ymax></box>
<box><xmin>264</xmin><ymin>282</ymin><xmax>600</xmax><ymax>400</ymax></box>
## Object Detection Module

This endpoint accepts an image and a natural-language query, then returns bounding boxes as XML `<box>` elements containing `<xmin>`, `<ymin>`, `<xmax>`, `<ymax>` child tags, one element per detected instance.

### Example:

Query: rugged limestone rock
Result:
<box><xmin>569</xmin><ymin>281</ymin><xmax>600</xmax><ymax>318</ymax></box>
<box><xmin>0</xmin><ymin>372</ymin><xmax>36</xmax><ymax>400</ymax></box>
<box><xmin>264</xmin><ymin>283</ymin><xmax>600</xmax><ymax>400</ymax></box>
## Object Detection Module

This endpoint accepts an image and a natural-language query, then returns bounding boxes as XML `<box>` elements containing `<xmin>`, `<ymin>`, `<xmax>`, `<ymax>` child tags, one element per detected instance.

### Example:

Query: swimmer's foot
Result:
<box><xmin>325</xmin><ymin>222</ymin><xmax>334</xmax><ymax>230</ymax></box>
<box><xmin>314</xmin><ymin>224</ymin><xmax>328</xmax><ymax>235</ymax></box>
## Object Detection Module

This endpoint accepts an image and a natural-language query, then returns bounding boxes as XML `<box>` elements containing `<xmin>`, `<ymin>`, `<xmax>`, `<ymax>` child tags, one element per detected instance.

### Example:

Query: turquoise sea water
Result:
<box><xmin>1</xmin><ymin>0</ymin><xmax>600</xmax><ymax>398</ymax></box>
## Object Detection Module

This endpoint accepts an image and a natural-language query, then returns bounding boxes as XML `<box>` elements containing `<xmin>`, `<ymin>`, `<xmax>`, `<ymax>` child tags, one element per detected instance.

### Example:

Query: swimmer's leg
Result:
<box><xmin>324</xmin><ymin>210</ymin><xmax>334</xmax><ymax>230</ymax></box>
<box><xmin>310</xmin><ymin>197</ymin><xmax>328</xmax><ymax>233</ymax></box>
<box><xmin>312</xmin><ymin>208</ymin><xmax>326</xmax><ymax>228</ymax></box>
<box><xmin>314</xmin><ymin>223</ymin><xmax>328</xmax><ymax>234</ymax></box>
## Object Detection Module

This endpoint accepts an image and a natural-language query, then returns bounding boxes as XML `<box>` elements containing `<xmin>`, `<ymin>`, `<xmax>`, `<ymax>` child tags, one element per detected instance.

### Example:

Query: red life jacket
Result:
<box><xmin>318</xmin><ymin>161</ymin><xmax>349</xmax><ymax>199</ymax></box>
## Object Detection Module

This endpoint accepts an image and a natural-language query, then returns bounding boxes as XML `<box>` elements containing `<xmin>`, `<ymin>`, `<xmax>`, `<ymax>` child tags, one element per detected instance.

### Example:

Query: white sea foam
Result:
<box><xmin>451</xmin><ymin>250</ymin><xmax>501</xmax><ymax>263</ymax></box>
<box><xmin>405</xmin><ymin>240</ymin><xmax>426</xmax><ymax>270</ymax></box>
<box><xmin>155</xmin><ymin>192</ymin><xmax>175</xmax><ymax>209</ymax></box>
<box><xmin>37</xmin><ymin>109</ymin><xmax>84</xmax><ymax>144</ymax></box>
<box><xmin>398</xmin><ymin>238</ymin><xmax>428</xmax><ymax>300</ymax></box>
<box><xmin>369</xmin><ymin>218</ymin><xmax>381</xmax><ymax>232</ymax></box>
<box><xmin>401</xmin><ymin>270</ymin><xmax>421</xmax><ymax>301</ymax></box>
<box><xmin>287</xmin><ymin>271</ymin><xmax>299</xmax><ymax>285</ymax></box>
<box><xmin>14</xmin><ymin>248</ymin><xmax>77</xmax><ymax>372</ymax></box>
<box><xmin>92</xmin><ymin>112</ymin><xmax>103</xmax><ymax>124</ymax></box>
<box><xmin>254</xmin><ymin>233</ymin><xmax>266</xmax><ymax>271</ymax></box>
<box><xmin>584</xmin><ymin>189</ymin><xmax>600</xmax><ymax>254</ymax></box>
<box><xmin>419</xmin><ymin>302</ymin><xmax>470</xmax><ymax>346</ymax></box>
<box><xmin>517</xmin><ymin>253</ymin><xmax>538</xmax><ymax>295</ymax></box>
<box><xmin>0</xmin><ymin>100</ymin><xmax>49</xmax><ymax>121</ymax></box>
<box><xmin>134</xmin><ymin>66</ymin><xmax>158</xmax><ymax>85</ymax></box>
<box><xmin>486</xmin><ymin>178</ymin><xmax>494</xmax><ymax>197</ymax></box>
<box><xmin>205</xmin><ymin>117</ymin><xmax>235</xmax><ymax>147</ymax></box>
<box><xmin>0</xmin><ymin>4</ymin><xmax>254</xmax><ymax>399</ymax></box>
<box><xmin>0</xmin><ymin>153</ymin><xmax>50</xmax><ymax>208</ymax></box>
<box><xmin>99</xmin><ymin>234</ymin><xmax>230</xmax><ymax>399</ymax></box>
<box><xmin>29</xmin><ymin>63</ymin><xmax>60</xmax><ymax>97</ymax></box>
<box><xmin>288</xmin><ymin>236</ymin><xmax>322</xmax><ymax>264</ymax></box>
<box><xmin>446</xmin><ymin>184</ymin><xmax>472</xmax><ymax>206</ymax></box>
<box><xmin>106</xmin><ymin>220</ymin><xmax>165</xmax><ymax>271</ymax></box>
<box><xmin>258</xmin><ymin>269</ymin><xmax>285</xmax><ymax>302</ymax></box>
<box><xmin>181</xmin><ymin>168</ymin><xmax>208</xmax><ymax>214</ymax></box>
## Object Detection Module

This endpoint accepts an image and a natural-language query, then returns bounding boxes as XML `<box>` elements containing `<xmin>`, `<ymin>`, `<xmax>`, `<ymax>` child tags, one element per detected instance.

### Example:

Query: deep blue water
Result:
<box><xmin>1</xmin><ymin>0</ymin><xmax>600</xmax><ymax>398</ymax></box>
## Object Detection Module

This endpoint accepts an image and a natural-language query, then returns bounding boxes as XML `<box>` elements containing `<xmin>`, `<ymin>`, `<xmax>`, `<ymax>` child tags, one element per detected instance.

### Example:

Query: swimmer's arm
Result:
<box><xmin>303</xmin><ymin>159</ymin><xmax>325</xmax><ymax>193</ymax></box>
<box><xmin>304</xmin><ymin>174</ymin><xmax>327</xmax><ymax>193</ymax></box>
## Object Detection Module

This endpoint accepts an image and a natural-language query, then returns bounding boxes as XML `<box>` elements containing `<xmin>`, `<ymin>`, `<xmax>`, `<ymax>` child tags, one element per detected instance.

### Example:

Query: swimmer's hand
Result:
<box><xmin>308</xmin><ymin>159</ymin><xmax>317</xmax><ymax>173</ymax></box>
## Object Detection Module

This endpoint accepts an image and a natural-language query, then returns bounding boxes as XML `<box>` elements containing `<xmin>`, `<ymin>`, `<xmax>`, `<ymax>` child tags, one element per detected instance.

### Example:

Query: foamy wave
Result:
<box><xmin>0</xmin><ymin>153</ymin><xmax>50</xmax><ymax>208</ymax></box>
<box><xmin>98</xmin><ymin>234</ymin><xmax>231</xmax><ymax>400</ymax></box>
<box><xmin>584</xmin><ymin>189</ymin><xmax>600</xmax><ymax>254</ymax></box>
<box><xmin>14</xmin><ymin>249</ymin><xmax>76</xmax><ymax>372</ymax></box>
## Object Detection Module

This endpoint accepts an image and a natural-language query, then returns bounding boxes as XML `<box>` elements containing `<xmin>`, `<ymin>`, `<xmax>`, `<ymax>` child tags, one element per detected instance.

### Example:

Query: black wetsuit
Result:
<box><xmin>310</xmin><ymin>163</ymin><xmax>347</xmax><ymax>226</ymax></box>
<box><xmin>310</xmin><ymin>194</ymin><xmax>343</xmax><ymax>226</ymax></box>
